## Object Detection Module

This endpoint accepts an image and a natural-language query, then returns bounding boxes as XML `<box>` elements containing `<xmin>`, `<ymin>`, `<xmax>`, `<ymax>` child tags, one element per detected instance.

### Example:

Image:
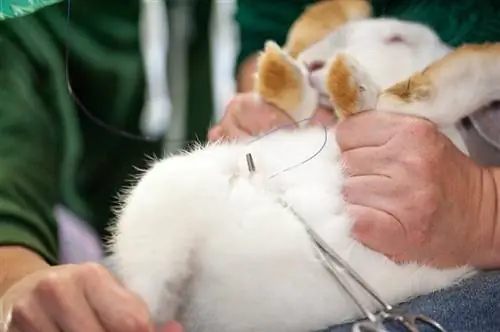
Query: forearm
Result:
<box><xmin>0</xmin><ymin>35</ymin><xmax>62</xmax><ymax>287</ymax></box>
<box><xmin>0</xmin><ymin>246</ymin><xmax>50</xmax><ymax>297</ymax></box>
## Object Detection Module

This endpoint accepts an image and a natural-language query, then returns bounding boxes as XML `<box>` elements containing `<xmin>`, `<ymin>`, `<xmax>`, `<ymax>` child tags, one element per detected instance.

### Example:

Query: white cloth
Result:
<box><xmin>139</xmin><ymin>0</ymin><xmax>172</xmax><ymax>139</ymax></box>
<box><xmin>55</xmin><ymin>205</ymin><xmax>103</xmax><ymax>264</ymax></box>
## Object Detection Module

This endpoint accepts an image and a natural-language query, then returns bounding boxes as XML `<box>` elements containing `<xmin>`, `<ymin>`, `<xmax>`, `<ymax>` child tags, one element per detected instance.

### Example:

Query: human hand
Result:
<box><xmin>336</xmin><ymin>111</ymin><xmax>494</xmax><ymax>268</ymax></box>
<box><xmin>1</xmin><ymin>263</ymin><xmax>183</xmax><ymax>332</ymax></box>
<box><xmin>207</xmin><ymin>92</ymin><xmax>335</xmax><ymax>142</ymax></box>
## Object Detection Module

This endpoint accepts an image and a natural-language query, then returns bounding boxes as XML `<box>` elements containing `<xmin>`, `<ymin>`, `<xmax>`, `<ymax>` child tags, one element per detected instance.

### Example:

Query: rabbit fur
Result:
<box><xmin>108</xmin><ymin>1</ymin><xmax>500</xmax><ymax>331</ymax></box>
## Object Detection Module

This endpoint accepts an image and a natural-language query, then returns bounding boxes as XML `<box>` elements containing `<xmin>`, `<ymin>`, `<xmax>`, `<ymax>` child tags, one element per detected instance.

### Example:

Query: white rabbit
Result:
<box><xmin>108</xmin><ymin>2</ymin><xmax>500</xmax><ymax>331</ymax></box>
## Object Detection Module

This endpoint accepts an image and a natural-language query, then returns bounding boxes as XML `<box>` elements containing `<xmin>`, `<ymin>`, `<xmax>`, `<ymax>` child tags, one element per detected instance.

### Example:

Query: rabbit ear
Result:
<box><xmin>255</xmin><ymin>41</ymin><xmax>319</xmax><ymax>122</ymax></box>
<box><xmin>284</xmin><ymin>0</ymin><xmax>372</xmax><ymax>58</ymax></box>
<box><xmin>377</xmin><ymin>43</ymin><xmax>500</xmax><ymax>127</ymax></box>
<box><xmin>321</xmin><ymin>52</ymin><xmax>380</xmax><ymax>120</ymax></box>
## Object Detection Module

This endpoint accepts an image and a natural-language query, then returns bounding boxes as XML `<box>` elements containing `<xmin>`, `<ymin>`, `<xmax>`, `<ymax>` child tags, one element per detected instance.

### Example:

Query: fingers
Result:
<box><xmin>335</xmin><ymin>111</ymin><xmax>405</xmax><ymax>151</ymax></box>
<box><xmin>347</xmin><ymin>204</ymin><xmax>406</xmax><ymax>258</ymax></box>
<box><xmin>39</xmin><ymin>269</ymin><xmax>105</xmax><ymax>332</ymax></box>
<box><xmin>3</xmin><ymin>263</ymin><xmax>164</xmax><ymax>332</ymax></box>
<box><xmin>343</xmin><ymin>175</ymin><xmax>410</xmax><ymax>258</ymax></box>
<box><xmin>82</xmin><ymin>263</ymin><xmax>153</xmax><ymax>332</ymax></box>
<box><xmin>207</xmin><ymin>125</ymin><xmax>223</xmax><ymax>141</ymax></box>
<box><xmin>8</xmin><ymin>264</ymin><xmax>108</xmax><ymax>332</ymax></box>
<box><xmin>342</xmin><ymin>175</ymin><xmax>404</xmax><ymax>212</ymax></box>
<box><xmin>307</xmin><ymin>106</ymin><xmax>336</xmax><ymax>127</ymax></box>
<box><xmin>341</xmin><ymin>146</ymin><xmax>394</xmax><ymax>177</ymax></box>
<box><xmin>208</xmin><ymin>123</ymin><xmax>248</xmax><ymax>142</ymax></box>
<box><xmin>234</xmin><ymin>94</ymin><xmax>296</xmax><ymax>133</ymax></box>
<box><xmin>10</xmin><ymin>295</ymin><xmax>61</xmax><ymax>332</ymax></box>
<box><xmin>208</xmin><ymin>93</ymin><xmax>297</xmax><ymax>142</ymax></box>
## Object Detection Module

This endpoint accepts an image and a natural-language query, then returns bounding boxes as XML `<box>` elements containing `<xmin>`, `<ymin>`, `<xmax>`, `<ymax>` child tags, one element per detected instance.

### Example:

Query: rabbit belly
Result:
<box><xmin>168</xmin><ymin>128</ymin><xmax>472</xmax><ymax>332</ymax></box>
<box><xmin>112</xmin><ymin>127</ymin><xmax>474</xmax><ymax>332</ymax></box>
<box><xmin>176</xmin><ymin>152</ymin><xmax>359</xmax><ymax>332</ymax></box>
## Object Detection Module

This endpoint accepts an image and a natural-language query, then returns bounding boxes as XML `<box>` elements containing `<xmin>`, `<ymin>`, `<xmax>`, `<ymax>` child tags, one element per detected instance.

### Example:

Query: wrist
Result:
<box><xmin>469</xmin><ymin>166</ymin><xmax>500</xmax><ymax>269</ymax></box>
<box><xmin>0</xmin><ymin>246</ymin><xmax>50</xmax><ymax>297</ymax></box>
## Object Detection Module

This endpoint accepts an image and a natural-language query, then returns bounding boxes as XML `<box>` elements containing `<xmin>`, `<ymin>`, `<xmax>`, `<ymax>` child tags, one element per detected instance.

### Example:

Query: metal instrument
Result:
<box><xmin>277</xmin><ymin>197</ymin><xmax>447</xmax><ymax>332</ymax></box>
<box><xmin>245</xmin><ymin>152</ymin><xmax>447</xmax><ymax>332</ymax></box>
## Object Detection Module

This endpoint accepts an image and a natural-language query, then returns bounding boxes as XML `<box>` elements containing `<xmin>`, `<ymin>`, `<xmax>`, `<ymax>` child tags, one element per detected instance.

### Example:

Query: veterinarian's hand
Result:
<box><xmin>207</xmin><ymin>92</ymin><xmax>334</xmax><ymax>141</ymax></box>
<box><xmin>336</xmin><ymin>111</ymin><xmax>496</xmax><ymax>268</ymax></box>
<box><xmin>1</xmin><ymin>262</ymin><xmax>183</xmax><ymax>332</ymax></box>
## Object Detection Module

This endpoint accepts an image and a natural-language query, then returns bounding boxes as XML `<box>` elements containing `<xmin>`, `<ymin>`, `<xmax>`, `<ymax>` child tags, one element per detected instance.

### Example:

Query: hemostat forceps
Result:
<box><xmin>275</xmin><ymin>197</ymin><xmax>447</xmax><ymax>332</ymax></box>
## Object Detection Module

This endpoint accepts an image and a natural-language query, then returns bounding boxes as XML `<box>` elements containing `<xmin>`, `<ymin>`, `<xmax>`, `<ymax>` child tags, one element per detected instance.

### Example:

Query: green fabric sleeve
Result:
<box><xmin>233</xmin><ymin>0</ymin><xmax>315</xmax><ymax>74</ymax></box>
<box><xmin>0</xmin><ymin>0</ymin><xmax>167</xmax><ymax>262</ymax></box>
<box><xmin>0</xmin><ymin>0</ymin><xmax>62</xmax><ymax>20</ymax></box>
<box><xmin>0</xmin><ymin>35</ymin><xmax>61</xmax><ymax>265</ymax></box>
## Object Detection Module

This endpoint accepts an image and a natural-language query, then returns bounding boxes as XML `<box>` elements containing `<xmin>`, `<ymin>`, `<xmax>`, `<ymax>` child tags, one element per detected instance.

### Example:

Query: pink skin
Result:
<box><xmin>162</xmin><ymin>321</ymin><xmax>184</xmax><ymax>332</ymax></box>
<box><xmin>336</xmin><ymin>111</ymin><xmax>493</xmax><ymax>268</ymax></box>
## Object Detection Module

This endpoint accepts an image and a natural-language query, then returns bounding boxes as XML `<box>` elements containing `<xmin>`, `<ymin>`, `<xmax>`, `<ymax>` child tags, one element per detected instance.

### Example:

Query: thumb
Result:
<box><xmin>161</xmin><ymin>321</ymin><xmax>184</xmax><ymax>332</ymax></box>
<box><xmin>207</xmin><ymin>125</ymin><xmax>224</xmax><ymax>141</ymax></box>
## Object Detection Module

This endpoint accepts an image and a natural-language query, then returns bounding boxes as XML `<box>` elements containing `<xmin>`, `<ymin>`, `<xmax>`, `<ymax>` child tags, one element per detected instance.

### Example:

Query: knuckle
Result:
<box><xmin>404</xmin><ymin>118</ymin><xmax>436</xmax><ymax>138</ymax></box>
<box><xmin>11</xmin><ymin>296</ymin><xmax>35</xmax><ymax>326</ymax></box>
<box><xmin>401</xmin><ymin>154</ymin><xmax>428</xmax><ymax>174</ymax></box>
<box><xmin>77</xmin><ymin>262</ymin><xmax>108</xmax><ymax>279</ymax></box>
<box><xmin>413</xmin><ymin>184</ymin><xmax>441</xmax><ymax>210</ymax></box>
<box><xmin>35</xmin><ymin>271</ymin><xmax>66</xmax><ymax>299</ymax></box>
<box><xmin>400</xmin><ymin>151</ymin><xmax>437</xmax><ymax>180</ymax></box>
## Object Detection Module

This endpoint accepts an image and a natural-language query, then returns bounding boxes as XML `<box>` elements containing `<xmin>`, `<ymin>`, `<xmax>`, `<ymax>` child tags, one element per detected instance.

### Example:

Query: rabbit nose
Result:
<box><xmin>308</xmin><ymin>71</ymin><xmax>321</xmax><ymax>90</ymax></box>
<box><xmin>306</xmin><ymin>61</ymin><xmax>326</xmax><ymax>90</ymax></box>
<box><xmin>307</xmin><ymin>61</ymin><xmax>325</xmax><ymax>73</ymax></box>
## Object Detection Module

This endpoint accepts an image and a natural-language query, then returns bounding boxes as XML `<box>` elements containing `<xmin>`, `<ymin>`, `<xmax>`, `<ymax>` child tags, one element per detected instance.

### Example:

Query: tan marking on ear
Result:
<box><xmin>384</xmin><ymin>72</ymin><xmax>432</xmax><ymax>103</ymax></box>
<box><xmin>285</xmin><ymin>0</ymin><xmax>372</xmax><ymax>58</ymax></box>
<box><xmin>326</xmin><ymin>54</ymin><xmax>359</xmax><ymax>119</ymax></box>
<box><xmin>381</xmin><ymin>43</ymin><xmax>500</xmax><ymax>103</ymax></box>
<box><xmin>256</xmin><ymin>43</ymin><xmax>302</xmax><ymax>113</ymax></box>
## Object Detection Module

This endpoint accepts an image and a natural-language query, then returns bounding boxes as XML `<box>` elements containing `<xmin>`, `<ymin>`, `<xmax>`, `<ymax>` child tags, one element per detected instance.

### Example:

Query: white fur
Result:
<box><xmin>306</xmin><ymin>18</ymin><xmax>466</xmax><ymax>152</ymax></box>
<box><xmin>109</xmin><ymin>18</ymin><xmax>483</xmax><ymax>332</ymax></box>
<box><xmin>302</xmin><ymin>18</ymin><xmax>451</xmax><ymax>89</ymax></box>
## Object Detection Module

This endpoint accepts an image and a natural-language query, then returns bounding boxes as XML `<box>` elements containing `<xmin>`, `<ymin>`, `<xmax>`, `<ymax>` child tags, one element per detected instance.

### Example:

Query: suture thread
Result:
<box><xmin>64</xmin><ymin>0</ymin><xmax>334</xmax><ymax>176</ymax></box>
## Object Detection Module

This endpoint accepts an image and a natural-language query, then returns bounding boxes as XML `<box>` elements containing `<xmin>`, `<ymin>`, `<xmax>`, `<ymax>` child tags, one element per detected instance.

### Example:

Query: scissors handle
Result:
<box><xmin>375</xmin><ymin>312</ymin><xmax>448</xmax><ymax>332</ymax></box>
<box><xmin>275</xmin><ymin>197</ymin><xmax>448</xmax><ymax>332</ymax></box>
<box><xmin>352</xmin><ymin>320</ymin><xmax>390</xmax><ymax>332</ymax></box>
<box><xmin>410</xmin><ymin>315</ymin><xmax>448</xmax><ymax>332</ymax></box>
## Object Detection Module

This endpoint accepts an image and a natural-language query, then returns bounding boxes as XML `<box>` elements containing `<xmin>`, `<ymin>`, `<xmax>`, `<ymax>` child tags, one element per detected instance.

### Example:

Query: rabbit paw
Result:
<box><xmin>255</xmin><ymin>41</ymin><xmax>318</xmax><ymax>123</ymax></box>
<box><xmin>324</xmin><ymin>52</ymin><xmax>380</xmax><ymax>119</ymax></box>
